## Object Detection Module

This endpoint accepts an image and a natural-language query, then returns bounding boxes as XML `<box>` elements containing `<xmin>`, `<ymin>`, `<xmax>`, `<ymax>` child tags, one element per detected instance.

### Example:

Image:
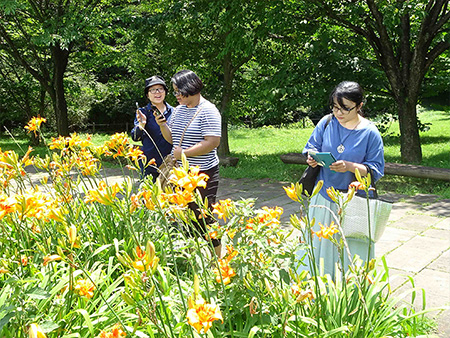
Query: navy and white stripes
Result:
<box><xmin>169</xmin><ymin>97</ymin><xmax>221</xmax><ymax>170</ymax></box>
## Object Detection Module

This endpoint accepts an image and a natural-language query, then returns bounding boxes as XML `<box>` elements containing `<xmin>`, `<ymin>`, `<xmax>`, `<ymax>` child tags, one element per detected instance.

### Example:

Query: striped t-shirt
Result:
<box><xmin>169</xmin><ymin>96</ymin><xmax>221</xmax><ymax>170</ymax></box>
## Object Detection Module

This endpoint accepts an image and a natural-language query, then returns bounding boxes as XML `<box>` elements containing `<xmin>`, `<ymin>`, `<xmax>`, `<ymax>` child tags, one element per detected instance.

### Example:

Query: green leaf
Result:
<box><xmin>26</xmin><ymin>287</ymin><xmax>51</xmax><ymax>299</ymax></box>
<box><xmin>0</xmin><ymin>312</ymin><xmax>15</xmax><ymax>332</ymax></box>
<box><xmin>323</xmin><ymin>326</ymin><xmax>350</xmax><ymax>337</ymax></box>
<box><xmin>247</xmin><ymin>326</ymin><xmax>260</xmax><ymax>338</ymax></box>
<box><xmin>75</xmin><ymin>309</ymin><xmax>94</xmax><ymax>335</ymax></box>
<box><xmin>40</xmin><ymin>321</ymin><xmax>60</xmax><ymax>333</ymax></box>
<box><xmin>92</xmin><ymin>243</ymin><xmax>113</xmax><ymax>258</ymax></box>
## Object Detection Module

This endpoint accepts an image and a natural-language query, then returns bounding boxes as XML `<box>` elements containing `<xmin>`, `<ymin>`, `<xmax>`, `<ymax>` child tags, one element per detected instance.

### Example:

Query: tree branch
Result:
<box><xmin>429</xmin><ymin>6</ymin><xmax>450</xmax><ymax>37</ymax></box>
<box><xmin>0</xmin><ymin>24</ymin><xmax>52</xmax><ymax>94</ymax></box>
<box><xmin>425</xmin><ymin>41</ymin><xmax>450</xmax><ymax>70</ymax></box>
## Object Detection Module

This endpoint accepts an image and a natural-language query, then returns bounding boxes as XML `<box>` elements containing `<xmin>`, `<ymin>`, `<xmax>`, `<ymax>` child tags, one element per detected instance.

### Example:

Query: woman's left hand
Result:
<box><xmin>173</xmin><ymin>146</ymin><xmax>184</xmax><ymax>160</ymax></box>
<box><xmin>329</xmin><ymin>160</ymin><xmax>349</xmax><ymax>172</ymax></box>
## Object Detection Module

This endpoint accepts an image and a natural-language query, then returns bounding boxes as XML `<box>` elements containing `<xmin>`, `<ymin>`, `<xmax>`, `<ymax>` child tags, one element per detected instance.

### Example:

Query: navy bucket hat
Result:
<box><xmin>144</xmin><ymin>75</ymin><xmax>167</xmax><ymax>96</ymax></box>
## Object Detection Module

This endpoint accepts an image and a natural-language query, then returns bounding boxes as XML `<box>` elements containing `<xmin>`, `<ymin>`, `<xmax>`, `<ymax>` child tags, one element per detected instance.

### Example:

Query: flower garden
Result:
<box><xmin>0</xmin><ymin>118</ymin><xmax>432</xmax><ymax>337</ymax></box>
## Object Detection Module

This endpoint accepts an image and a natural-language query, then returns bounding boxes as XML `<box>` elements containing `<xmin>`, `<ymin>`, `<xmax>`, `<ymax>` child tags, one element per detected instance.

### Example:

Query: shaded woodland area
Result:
<box><xmin>0</xmin><ymin>0</ymin><xmax>449</xmax><ymax>163</ymax></box>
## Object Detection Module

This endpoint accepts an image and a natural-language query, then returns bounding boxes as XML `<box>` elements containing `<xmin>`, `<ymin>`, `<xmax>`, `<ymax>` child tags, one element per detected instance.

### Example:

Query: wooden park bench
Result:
<box><xmin>280</xmin><ymin>153</ymin><xmax>450</xmax><ymax>182</ymax></box>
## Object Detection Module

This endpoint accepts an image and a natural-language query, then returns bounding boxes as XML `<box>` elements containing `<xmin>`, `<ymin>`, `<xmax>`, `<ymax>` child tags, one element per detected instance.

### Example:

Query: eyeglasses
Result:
<box><xmin>331</xmin><ymin>104</ymin><xmax>358</xmax><ymax>114</ymax></box>
<box><xmin>148</xmin><ymin>87</ymin><xmax>165</xmax><ymax>94</ymax></box>
<box><xmin>173</xmin><ymin>90</ymin><xmax>181</xmax><ymax>96</ymax></box>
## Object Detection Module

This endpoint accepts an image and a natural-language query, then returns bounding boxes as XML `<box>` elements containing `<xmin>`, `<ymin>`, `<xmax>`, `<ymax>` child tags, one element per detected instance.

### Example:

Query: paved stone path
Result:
<box><xmin>25</xmin><ymin>168</ymin><xmax>450</xmax><ymax>337</ymax></box>
<box><xmin>216</xmin><ymin>177</ymin><xmax>450</xmax><ymax>338</ymax></box>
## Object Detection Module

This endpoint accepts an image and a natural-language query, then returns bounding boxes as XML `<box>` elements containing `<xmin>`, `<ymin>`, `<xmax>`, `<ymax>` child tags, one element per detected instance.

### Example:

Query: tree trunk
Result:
<box><xmin>218</xmin><ymin>52</ymin><xmax>234</xmax><ymax>157</ymax></box>
<box><xmin>396</xmin><ymin>92</ymin><xmax>422</xmax><ymax>163</ymax></box>
<box><xmin>52</xmin><ymin>44</ymin><xmax>70</xmax><ymax>136</ymax></box>
<box><xmin>39</xmin><ymin>85</ymin><xmax>46</xmax><ymax>117</ymax></box>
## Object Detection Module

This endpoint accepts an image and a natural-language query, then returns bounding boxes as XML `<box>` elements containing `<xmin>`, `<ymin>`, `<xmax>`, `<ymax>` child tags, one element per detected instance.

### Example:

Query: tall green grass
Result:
<box><xmin>221</xmin><ymin>106</ymin><xmax>450</xmax><ymax>198</ymax></box>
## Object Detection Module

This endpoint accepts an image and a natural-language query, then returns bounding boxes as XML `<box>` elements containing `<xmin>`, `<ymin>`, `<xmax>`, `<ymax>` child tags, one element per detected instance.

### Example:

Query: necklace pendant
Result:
<box><xmin>337</xmin><ymin>144</ymin><xmax>345</xmax><ymax>153</ymax></box>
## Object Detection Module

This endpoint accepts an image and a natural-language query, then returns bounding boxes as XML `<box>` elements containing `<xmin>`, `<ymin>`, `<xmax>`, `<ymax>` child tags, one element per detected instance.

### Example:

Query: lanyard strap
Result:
<box><xmin>175</xmin><ymin>106</ymin><xmax>203</xmax><ymax>147</ymax></box>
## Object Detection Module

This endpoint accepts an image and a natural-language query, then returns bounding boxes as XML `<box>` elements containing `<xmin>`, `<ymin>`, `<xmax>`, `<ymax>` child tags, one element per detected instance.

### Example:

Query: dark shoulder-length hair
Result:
<box><xmin>329</xmin><ymin>81</ymin><xmax>365</xmax><ymax>109</ymax></box>
<box><xmin>171</xmin><ymin>70</ymin><xmax>204</xmax><ymax>97</ymax></box>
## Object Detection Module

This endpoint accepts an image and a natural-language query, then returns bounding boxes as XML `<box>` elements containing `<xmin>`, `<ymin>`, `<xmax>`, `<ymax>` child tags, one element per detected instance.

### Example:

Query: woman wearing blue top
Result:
<box><xmin>298</xmin><ymin>81</ymin><xmax>385</xmax><ymax>277</ymax></box>
<box><xmin>156</xmin><ymin>70</ymin><xmax>222</xmax><ymax>257</ymax></box>
<box><xmin>131</xmin><ymin>75</ymin><xmax>174</xmax><ymax>182</ymax></box>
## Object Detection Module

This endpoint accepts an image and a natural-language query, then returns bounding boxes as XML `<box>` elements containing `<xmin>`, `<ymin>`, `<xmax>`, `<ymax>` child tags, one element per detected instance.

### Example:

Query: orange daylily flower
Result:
<box><xmin>213</xmin><ymin>258</ymin><xmax>236</xmax><ymax>285</ymax></box>
<box><xmin>49</xmin><ymin>135</ymin><xmax>66</xmax><ymax>150</ymax></box>
<box><xmin>74</xmin><ymin>278</ymin><xmax>96</xmax><ymax>299</ymax></box>
<box><xmin>207</xmin><ymin>231</ymin><xmax>219</xmax><ymax>240</ymax></box>
<box><xmin>24</xmin><ymin>117</ymin><xmax>46</xmax><ymax>136</ymax></box>
<box><xmin>313</xmin><ymin>222</ymin><xmax>339</xmax><ymax>240</ymax></box>
<box><xmin>141</xmin><ymin>190</ymin><xmax>156</xmax><ymax>210</ymax></box>
<box><xmin>29</xmin><ymin>323</ymin><xmax>47</xmax><ymax>338</ymax></box>
<box><xmin>326</xmin><ymin>187</ymin><xmax>339</xmax><ymax>202</ymax></box>
<box><xmin>75</xmin><ymin>149</ymin><xmax>101</xmax><ymax>176</ymax></box>
<box><xmin>169</xmin><ymin>166</ymin><xmax>209</xmax><ymax>192</ymax></box>
<box><xmin>125</xmin><ymin>145</ymin><xmax>146</xmax><ymax>165</ymax></box>
<box><xmin>43</xmin><ymin>254</ymin><xmax>62</xmax><ymax>266</ymax></box>
<box><xmin>225</xmin><ymin>244</ymin><xmax>238</xmax><ymax>261</ymax></box>
<box><xmin>349</xmin><ymin>181</ymin><xmax>366</xmax><ymax>190</ymax></box>
<box><xmin>97</xmin><ymin>323</ymin><xmax>127</xmax><ymax>338</ymax></box>
<box><xmin>255</xmin><ymin>206</ymin><xmax>283</xmax><ymax>227</ymax></box>
<box><xmin>21</xmin><ymin>146</ymin><xmax>33</xmax><ymax>167</ymax></box>
<box><xmin>14</xmin><ymin>187</ymin><xmax>60</xmax><ymax>222</ymax></box>
<box><xmin>284</xmin><ymin>183</ymin><xmax>300</xmax><ymax>202</ymax></box>
<box><xmin>245</xmin><ymin>218</ymin><xmax>255</xmax><ymax>230</ymax></box>
<box><xmin>132</xmin><ymin>241</ymin><xmax>159</xmax><ymax>272</ymax></box>
<box><xmin>212</xmin><ymin>198</ymin><xmax>233</xmax><ymax>222</ymax></box>
<box><xmin>164</xmin><ymin>188</ymin><xmax>195</xmax><ymax>207</ymax></box>
<box><xmin>0</xmin><ymin>193</ymin><xmax>16</xmax><ymax>220</ymax></box>
<box><xmin>84</xmin><ymin>181</ymin><xmax>121</xmax><ymax>206</ymax></box>
<box><xmin>291</xmin><ymin>283</ymin><xmax>315</xmax><ymax>302</ymax></box>
<box><xmin>104</xmin><ymin>133</ymin><xmax>129</xmax><ymax>159</ymax></box>
<box><xmin>186</xmin><ymin>297</ymin><xmax>223</xmax><ymax>334</ymax></box>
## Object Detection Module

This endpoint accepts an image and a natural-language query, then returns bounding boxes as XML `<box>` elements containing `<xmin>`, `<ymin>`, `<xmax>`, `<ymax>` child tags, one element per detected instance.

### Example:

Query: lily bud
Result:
<box><xmin>194</xmin><ymin>274</ymin><xmax>200</xmax><ymax>298</ymax></box>
<box><xmin>311</xmin><ymin>180</ymin><xmax>323</xmax><ymax>197</ymax></box>
<box><xmin>355</xmin><ymin>167</ymin><xmax>362</xmax><ymax>183</ymax></box>
<box><xmin>146</xmin><ymin>240</ymin><xmax>156</xmax><ymax>261</ymax></box>
<box><xmin>29</xmin><ymin>323</ymin><xmax>47</xmax><ymax>338</ymax></box>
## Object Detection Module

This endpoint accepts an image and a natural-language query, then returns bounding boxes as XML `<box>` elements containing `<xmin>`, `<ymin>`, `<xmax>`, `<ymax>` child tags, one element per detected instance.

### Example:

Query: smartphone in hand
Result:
<box><xmin>151</xmin><ymin>105</ymin><xmax>162</xmax><ymax>116</ymax></box>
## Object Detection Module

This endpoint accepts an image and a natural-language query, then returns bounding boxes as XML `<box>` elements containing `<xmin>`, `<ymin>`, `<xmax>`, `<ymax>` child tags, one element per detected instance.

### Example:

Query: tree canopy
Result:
<box><xmin>0</xmin><ymin>0</ymin><xmax>448</xmax><ymax>163</ymax></box>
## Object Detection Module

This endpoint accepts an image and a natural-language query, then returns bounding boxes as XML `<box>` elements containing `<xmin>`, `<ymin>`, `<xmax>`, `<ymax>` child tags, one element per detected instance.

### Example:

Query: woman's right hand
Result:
<box><xmin>136</xmin><ymin>109</ymin><xmax>146</xmax><ymax>130</ymax></box>
<box><xmin>154</xmin><ymin>112</ymin><xmax>167</xmax><ymax>126</ymax></box>
<box><xmin>306</xmin><ymin>155</ymin><xmax>318</xmax><ymax>168</ymax></box>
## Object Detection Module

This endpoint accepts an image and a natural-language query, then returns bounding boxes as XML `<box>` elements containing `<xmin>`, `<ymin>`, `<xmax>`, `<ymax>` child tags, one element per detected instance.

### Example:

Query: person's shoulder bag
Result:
<box><xmin>298</xmin><ymin>114</ymin><xmax>332</xmax><ymax>195</ymax></box>
<box><xmin>157</xmin><ymin>107</ymin><xmax>203</xmax><ymax>189</ymax></box>
<box><xmin>341</xmin><ymin>166</ymin><xmax>393</xmax><ymax>242</ymax></box>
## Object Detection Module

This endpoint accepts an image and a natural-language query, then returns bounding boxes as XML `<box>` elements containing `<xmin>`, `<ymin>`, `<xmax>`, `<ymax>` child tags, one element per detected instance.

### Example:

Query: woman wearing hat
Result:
<box><xmin>131</xmin><ymin>75</ymin><xmax>174</xmax><ymax>182</ymax></box>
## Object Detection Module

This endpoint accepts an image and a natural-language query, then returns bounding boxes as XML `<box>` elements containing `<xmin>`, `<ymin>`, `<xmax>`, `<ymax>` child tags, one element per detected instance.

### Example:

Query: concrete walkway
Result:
<box><xmin>216</xmin><ymin>177</ymin><xmax>450</xmax><ymax>338</ymax></box>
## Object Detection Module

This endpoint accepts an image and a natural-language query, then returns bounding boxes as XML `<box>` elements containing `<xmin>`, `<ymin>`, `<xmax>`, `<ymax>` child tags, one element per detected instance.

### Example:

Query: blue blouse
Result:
<box><xmin>303</xmin><ymin>114</ymin><xmax>385</xmax><ymax>201</ymax></box>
